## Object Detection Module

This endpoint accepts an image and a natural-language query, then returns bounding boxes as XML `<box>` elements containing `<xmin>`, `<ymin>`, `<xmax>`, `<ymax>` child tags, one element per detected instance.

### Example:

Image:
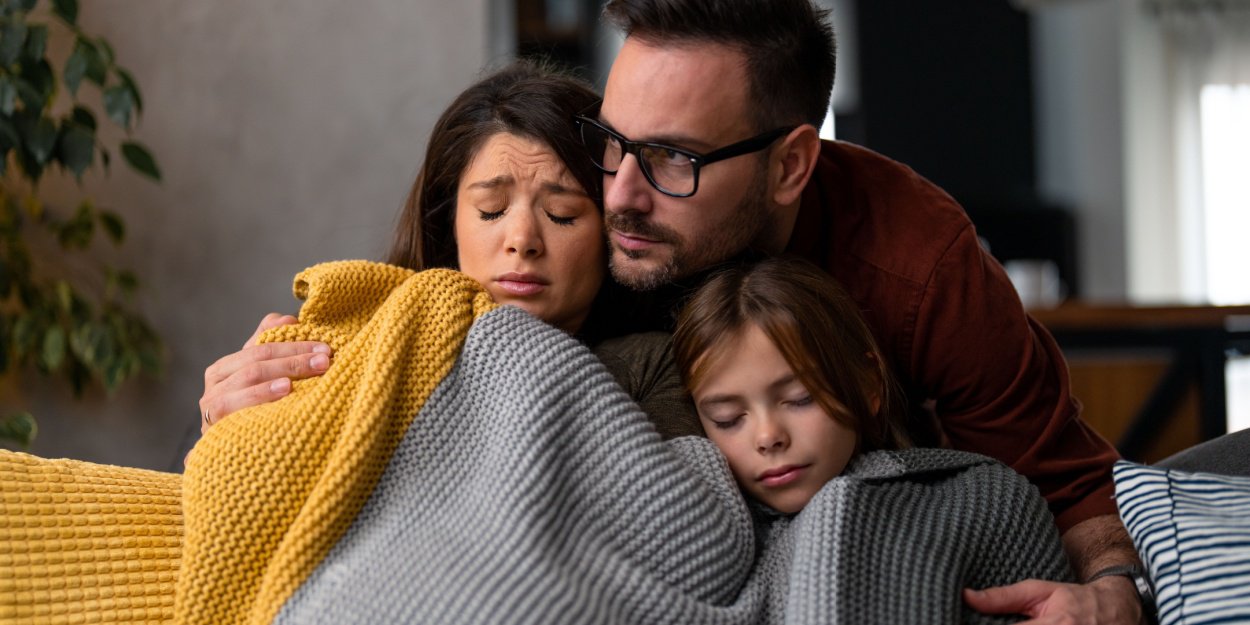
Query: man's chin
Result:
<box><xmin>608</xmin><ymin>249</ymin><xmax>674</xmax><ymax>292</ymax></box>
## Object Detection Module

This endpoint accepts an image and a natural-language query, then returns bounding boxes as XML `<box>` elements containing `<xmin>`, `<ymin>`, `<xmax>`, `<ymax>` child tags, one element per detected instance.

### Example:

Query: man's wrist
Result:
<box><xmin>1087</xmin><ymin>564</ymin><xmax>1156</xmax><ymax>625</ymax></box>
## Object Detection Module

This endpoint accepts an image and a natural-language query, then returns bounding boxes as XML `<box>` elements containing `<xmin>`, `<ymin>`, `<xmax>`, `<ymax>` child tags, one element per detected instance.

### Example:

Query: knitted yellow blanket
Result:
<box><xmin>0</xmin><ymin>261</ymin><xmax>495</xmax><ymax>625</ymax></box>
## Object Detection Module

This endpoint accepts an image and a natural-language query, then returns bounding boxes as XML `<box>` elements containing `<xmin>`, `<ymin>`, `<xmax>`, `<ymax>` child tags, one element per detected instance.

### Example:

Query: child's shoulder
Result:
<box><xmin>844</xmin><ymin>448</ymin><xmax>1025</xmax><ymax>486</ymax></box>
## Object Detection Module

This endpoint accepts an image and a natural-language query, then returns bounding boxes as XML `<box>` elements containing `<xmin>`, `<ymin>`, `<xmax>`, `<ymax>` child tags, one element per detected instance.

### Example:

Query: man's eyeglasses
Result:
<box><xmin>574</xmin><ymin>115</ymin><xmax>795</xmax><ymax>198</ymax></box>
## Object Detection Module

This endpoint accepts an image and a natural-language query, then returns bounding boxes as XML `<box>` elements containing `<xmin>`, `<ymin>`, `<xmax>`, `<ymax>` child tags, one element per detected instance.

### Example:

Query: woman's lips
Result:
<box><xmin>758</xmin><ymin>465</ymin><xmax>808</xmax><ymax>488</ymax></box>
<box><xmin>496</xmin><ymin>273</ymin><xmax>548</xmax><ymax>296</ymax></box>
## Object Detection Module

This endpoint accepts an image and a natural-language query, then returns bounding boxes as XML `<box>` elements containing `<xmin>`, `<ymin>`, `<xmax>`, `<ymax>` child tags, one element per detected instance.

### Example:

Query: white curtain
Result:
<box><xmin>1146</xmin><ymin>1</ymin><xmax>1250</xmax><ymax>304</ymax></box>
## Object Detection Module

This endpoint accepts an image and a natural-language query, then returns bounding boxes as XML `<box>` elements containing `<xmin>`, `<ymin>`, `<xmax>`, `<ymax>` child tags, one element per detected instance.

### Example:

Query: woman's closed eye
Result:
<box><xmin>705</xmin><ymin>413</ymin><xmax>743</xmax><ymax>430</ymax></box>
<box><xmin>477</xmin><ymin>207</ymin><xmax>506</xmax><ymax>221</ymax></box>
<box><xmin>545</xmin><ymin>211</ymin><xmax>576</xmax><ymax>226</ymax></box>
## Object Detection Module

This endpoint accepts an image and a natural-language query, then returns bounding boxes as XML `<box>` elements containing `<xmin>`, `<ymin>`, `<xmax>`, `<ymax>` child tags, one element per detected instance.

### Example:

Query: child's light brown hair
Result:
<box><xmin>672</xmin><ymin>257</ymin><xmax>910</xmax><ymax>452</ymax></box>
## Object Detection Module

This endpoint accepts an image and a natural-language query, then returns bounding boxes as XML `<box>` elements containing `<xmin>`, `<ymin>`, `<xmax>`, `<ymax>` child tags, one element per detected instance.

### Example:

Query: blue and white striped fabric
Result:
<box><xmin>1113</xmin><ymin>461</ymin><xmax>1250</xmax><ymax>625</ymax></box>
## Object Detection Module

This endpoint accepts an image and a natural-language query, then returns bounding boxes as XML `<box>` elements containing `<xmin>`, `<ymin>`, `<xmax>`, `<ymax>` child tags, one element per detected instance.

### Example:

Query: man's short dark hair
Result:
<box><xmin>603</xmin><ymin>0</ymin><xmax>836</xmax><ymax>131</ymax></box>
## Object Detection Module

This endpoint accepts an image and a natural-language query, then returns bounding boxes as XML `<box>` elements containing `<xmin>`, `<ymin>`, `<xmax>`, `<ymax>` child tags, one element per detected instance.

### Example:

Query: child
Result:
<box><xmin>671</xmin><ymin>256</ymin><xmax>911</xmax><ymax>514</ymax></box>
<box><xmin>672</xmin><ymin>256</ymin><xmax>1074</xmax><ymax>622</ymax></box>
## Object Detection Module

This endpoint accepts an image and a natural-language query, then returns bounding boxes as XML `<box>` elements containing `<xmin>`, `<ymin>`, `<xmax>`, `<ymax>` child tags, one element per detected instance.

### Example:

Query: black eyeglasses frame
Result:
<box><xmin>574</xmin><ymin>115</ymin><xmax>796</xmax><ymax>198</ymax></box>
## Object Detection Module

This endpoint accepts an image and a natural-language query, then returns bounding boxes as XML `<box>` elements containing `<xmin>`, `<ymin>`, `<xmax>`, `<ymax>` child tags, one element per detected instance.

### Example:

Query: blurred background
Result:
<box><xmin>3</xmin><ymin>0</ymin><xmax>1247</xmax><ymax>470</ymax></box>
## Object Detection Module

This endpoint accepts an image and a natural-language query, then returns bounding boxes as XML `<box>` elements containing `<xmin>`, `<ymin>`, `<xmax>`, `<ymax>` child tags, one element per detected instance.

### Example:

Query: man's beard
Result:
<box><xmin>606</xmin><ymin>166</ymin><xmax>771</xmax><ymax>292</ymax></box>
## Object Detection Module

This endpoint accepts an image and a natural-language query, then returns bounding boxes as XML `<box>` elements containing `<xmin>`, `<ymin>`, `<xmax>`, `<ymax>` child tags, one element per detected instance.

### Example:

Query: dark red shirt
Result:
<box><xmin>789</xmin><ymin>140</ymin><xmax>1119</xmax><ymax>532</ymax></box>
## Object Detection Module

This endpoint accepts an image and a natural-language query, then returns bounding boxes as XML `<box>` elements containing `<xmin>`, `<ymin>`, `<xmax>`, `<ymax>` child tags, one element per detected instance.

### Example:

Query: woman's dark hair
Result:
<box><xmin>386</xmin><ymin>60</ymin><xmax>602</xmax><ymax>270</ymax></box>
<box><xmin>672</xmin><ymin>257</ymin><xmax>910</xmax><ymax>453</ymax></box>
<box><xmin>603</xmin><ymin>0</ymin><xmax>836</xmax><ymax>131</ymax></box>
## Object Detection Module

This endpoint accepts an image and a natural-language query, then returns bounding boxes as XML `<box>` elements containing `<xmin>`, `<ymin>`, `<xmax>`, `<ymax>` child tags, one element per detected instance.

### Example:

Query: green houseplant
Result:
<box><xmin>0</xmin><ymin>0</ymin><xmax>163</xmax><ymax>448</ymax></box>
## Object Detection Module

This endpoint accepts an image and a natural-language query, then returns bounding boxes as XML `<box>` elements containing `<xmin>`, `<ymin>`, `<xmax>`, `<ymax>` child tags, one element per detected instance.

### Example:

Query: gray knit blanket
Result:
<box><xmin>261</xmin><ymin>303</ymin><xmax>1069</xmax><ymax>624</ymax></box>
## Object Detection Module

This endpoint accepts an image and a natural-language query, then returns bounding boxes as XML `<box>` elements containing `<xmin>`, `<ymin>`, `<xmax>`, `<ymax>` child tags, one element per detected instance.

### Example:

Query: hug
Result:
<box><xmin>12</xmin><ymin>0</ymin><xmax>1248</xmax><ymax>623</ymax></box>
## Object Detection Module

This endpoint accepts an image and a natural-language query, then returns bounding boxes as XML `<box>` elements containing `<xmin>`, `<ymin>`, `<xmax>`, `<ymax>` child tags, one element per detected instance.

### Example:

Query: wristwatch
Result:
<box><xmin>1087</xmin><ymin>564</ymin><xmax>1158</xmax><ymax>625</ymax></box>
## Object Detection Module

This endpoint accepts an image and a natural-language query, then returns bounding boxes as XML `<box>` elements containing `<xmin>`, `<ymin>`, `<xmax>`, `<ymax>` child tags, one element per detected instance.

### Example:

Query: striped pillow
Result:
<box><xmin>1113</xmin><ymin>461</ymin><xmax>1250</xmax><ymax>625</ymax></box>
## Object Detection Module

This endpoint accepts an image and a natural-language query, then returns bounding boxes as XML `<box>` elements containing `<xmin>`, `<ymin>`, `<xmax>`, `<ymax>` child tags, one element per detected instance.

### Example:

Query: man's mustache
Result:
<box><xmin>604</xmin><ymin>213</ymin><xmax>680</xmax><ymax>245</ymax></box>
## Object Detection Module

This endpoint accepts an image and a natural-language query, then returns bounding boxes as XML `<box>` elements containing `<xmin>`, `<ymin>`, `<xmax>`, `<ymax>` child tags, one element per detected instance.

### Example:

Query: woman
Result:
<box><xmin>199</xmin><ymin>61</ymin><xmax>698</xmax><ymax>439</ymax></box>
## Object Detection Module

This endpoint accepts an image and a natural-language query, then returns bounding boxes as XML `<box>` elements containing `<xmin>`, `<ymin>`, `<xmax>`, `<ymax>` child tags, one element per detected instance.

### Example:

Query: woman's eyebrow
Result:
<box><xmin>465</xmin><ymin>175</ymin><xmax>512</xmax><ymax>190</ymax></box>
<box><xmin>540</xmin><ymin>181</ymin><xmax>589</xmax><ymax>197</ymax></box>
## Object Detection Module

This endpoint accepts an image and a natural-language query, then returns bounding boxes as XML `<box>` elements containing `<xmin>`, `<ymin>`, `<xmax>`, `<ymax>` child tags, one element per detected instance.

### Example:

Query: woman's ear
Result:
<box><xmin>770</xmin><ymin>124</ymin><xmax>822</xmax><ymax>207</ymax></box>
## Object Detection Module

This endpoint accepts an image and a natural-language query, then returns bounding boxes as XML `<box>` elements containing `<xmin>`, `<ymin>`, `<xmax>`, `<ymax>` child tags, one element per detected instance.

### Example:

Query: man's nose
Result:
<box><xmin>604</xmin><ymin>153</ymin><xmax>653</xmax><ymax>216</ymax></box>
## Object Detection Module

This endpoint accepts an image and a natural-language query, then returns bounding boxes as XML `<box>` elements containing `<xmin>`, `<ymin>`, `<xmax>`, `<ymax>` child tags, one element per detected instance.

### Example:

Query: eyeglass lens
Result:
<box><xmin>581</xmin><ymin>122</ymin><xmax>697</xmax><ymax>196</ymax></box>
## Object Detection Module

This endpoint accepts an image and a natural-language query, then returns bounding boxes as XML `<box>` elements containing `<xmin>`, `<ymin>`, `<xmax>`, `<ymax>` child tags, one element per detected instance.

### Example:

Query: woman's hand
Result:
<box><xmin>198</xmin><ymin>313</ymin><xmax>332</xmax><ymax>434</ymax></box>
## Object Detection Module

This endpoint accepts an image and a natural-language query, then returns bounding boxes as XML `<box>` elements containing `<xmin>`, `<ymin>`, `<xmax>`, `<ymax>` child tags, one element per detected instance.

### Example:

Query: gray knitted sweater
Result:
<box><xmin>269</xmin><ymin>305</ymin><xmax>1070</xmax><ymax>624</ymax></box>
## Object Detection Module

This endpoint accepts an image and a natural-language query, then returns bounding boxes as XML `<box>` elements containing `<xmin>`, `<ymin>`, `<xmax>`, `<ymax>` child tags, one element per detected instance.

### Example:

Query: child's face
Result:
<box><xmin>690</xmin><ymin>324</ymin><xmax>858</xmax><ymax>514</ymax></box>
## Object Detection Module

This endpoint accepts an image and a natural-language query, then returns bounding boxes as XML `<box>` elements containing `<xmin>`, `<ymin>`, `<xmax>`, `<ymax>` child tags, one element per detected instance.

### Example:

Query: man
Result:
<box><xmin>201</xmin><ymin>1</ymin><xmax>1148</xmax><ymax>621</ymax></box>
<box><xmin>581</xmin><ymin>0</ymin><xmax>1148</xmax><ymax>623</ymax></box>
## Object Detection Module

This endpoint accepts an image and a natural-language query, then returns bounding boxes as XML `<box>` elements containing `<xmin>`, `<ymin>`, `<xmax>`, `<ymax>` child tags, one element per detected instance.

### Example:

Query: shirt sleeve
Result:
<box><xmin>593</xmin><ymin>332</ymin><xmax>704</xmax><ymax>441</ymax></box>
<box><xmin>910</xmin><ymin>223</ymin><xmax>1120</xmax><ymax>532</ymax></box>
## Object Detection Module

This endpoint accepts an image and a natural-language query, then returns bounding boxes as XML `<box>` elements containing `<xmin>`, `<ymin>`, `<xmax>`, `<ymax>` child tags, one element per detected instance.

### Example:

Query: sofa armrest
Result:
<box><xmin>1</xmin><ymin>450</ymin><xmax>182</xmax><ymax>625</ymax></box>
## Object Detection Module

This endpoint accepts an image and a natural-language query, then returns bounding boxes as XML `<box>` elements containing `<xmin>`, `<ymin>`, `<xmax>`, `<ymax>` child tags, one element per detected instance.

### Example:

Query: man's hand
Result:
<box><xmin>198</xmin><ymin>313</ymin><xmax>332</xmax><ymax>434</ymax></box>
<box><xmin>964</xmin><ymin>575</ymin><xmax>1141</xmax><ymax>624</ymax></box>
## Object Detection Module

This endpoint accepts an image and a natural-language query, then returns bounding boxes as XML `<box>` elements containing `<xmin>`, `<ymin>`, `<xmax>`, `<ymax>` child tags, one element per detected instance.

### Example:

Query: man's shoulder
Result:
<box><xmin>795</xmin><ymin>140</ymin><xmax>976</xmax><ymax>286</ymax></box>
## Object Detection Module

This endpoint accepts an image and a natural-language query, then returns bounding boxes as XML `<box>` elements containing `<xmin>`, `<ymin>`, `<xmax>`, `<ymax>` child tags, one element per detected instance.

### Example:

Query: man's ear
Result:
<box><xmin>770</xmin><ymin>124</ymin><xmax>821</xmax><ymax>207</ymax></box>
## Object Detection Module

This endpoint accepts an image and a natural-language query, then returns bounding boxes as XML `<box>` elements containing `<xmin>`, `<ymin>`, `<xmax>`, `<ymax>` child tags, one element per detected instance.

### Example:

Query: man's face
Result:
<box><xmin>599</xmin><ymin>38</ymin><xmax>775</xmax><ymax>291</ymax></box>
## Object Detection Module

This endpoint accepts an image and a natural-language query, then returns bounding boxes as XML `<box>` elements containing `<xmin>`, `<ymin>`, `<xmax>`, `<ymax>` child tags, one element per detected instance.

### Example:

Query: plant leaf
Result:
<box><xmin>52</xmin><ymin>0</ymin><xmax>77</xmax><ymax>26</ymax></box>
<box><xmin>116</xmin><ymin>269</ymin><xmax>138</xmax><ymax>294</ymax></box>
<box><xmin>13</xmin><ymin>75</ymin><xmax>43</xmax><ymax>110</ymax></box>
<box><xmin>17</xmin><ymin>114</ymin><xmax>57</xmax><ymax>164</ymax></box>
<box><xmin>71</xmin><ymin>105</ymin><xmax>95</xmax><ymax>130</ymax></box>
<box><xmin>95</xmin><ymin>38</ymin><xmax>113</xmax><ymax>66</ymax></box>
<box><xmin>120</xmin><ymin>141</ymin><xmax>160</xmax><ymax>181</ymax></box>
<box><xmin>0</xmin><ymin>17</ymin><xmax>27</xmax><ymax>67</ymax></box>
<box><xmin>73</xmin><ymin>37</ymin><xmax>105</xmax><ymax>86</ymax></box>
<box><xmin>56</xmin><ymin>120</ymin><xmax>95</xmax><ymax>177</ymax></box>
<box><xmin>12</xmin><ymin>312</ymin><xmax>38</xmax><ymax>356</ymax></box>
<box><xmin>58</xmin><ymin>200</ymin><xmax>93</xmax><ymax>249</ymax></box>
<box><xmin>102</xmin><ymin>84</ymin><xmax>133</xmax><ymax>129</ymax></box>
<box><xmin>55</xmin><ymin>280</ymin><xmax>72</xmax><ymax>312</ymax></box>
<box><xmin>22</xmin><ymin>22</ymin><xmax>45</xmax><ymax>60</ymax></box>
<box><xmin>98</xmin><ymin>210</ymin><xmax>124</xmax><ymax>244</ymax></box>
<box><xmin>0</xmin><ymin>76</ymin><xmax>15</xmax><ymax>116</ymax></box>
<box><xmin>41</xmin><ymin>325</ymin><xmax>65</xmax><ymax>370</ymax></box>
<box><xmin>0</xmin><ymin>412</ymin><xmax>37</xmax><ymax>448</ymax></box>
<box><xmin>115</xmin><ymin>67</ymin><xmax>142</xmax><ymax>113</ymax></box>
<box><xmin>23</xmin><ymin>58</ymin><xmax>55</xmax><ymax>103</ymax></box>
<box><xmin>63</xmin><ymin>42</ymin><xmax>87</xmax><ymax>96</ymax></box>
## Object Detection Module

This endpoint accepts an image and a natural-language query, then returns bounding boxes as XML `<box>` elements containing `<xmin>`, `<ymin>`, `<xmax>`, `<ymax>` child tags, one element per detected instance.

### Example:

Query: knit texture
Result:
<box><xmin>0</xmin><ymin>453</ymin><xmax>182</xmax><ymax>624</ymax></box>
<box><xmin>2</xmin><ymin>261</ymin><xmax>1070</xmax><ymax>624</ymax></box>
<box><xmin>177</xmin><ymin>261</ymin><xmax>495</xmax><ymax>625</ymax></box>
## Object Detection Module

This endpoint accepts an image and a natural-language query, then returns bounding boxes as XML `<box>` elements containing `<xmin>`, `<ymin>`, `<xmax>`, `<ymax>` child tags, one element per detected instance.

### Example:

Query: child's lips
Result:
<box><xmin>757</xmin><ymin>464</ymin><xmax>808</xmax><ymax>487</ymax></box>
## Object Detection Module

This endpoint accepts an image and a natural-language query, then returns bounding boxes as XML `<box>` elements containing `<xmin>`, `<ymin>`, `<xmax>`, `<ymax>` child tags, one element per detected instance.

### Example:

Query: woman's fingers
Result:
<box><xmin>200</xmin><ymin>343</ymin><xmax>332</xmax><ymax>431</ymax></box>
<box><xmin>204</xmin><ymin>340</ymin><xmax>330</xmax><ymax>387</ymax></box>
<box><xmin>201</xmin><ymin>376</ymin><xmax>293</xmax><ymax>434</ymax></box>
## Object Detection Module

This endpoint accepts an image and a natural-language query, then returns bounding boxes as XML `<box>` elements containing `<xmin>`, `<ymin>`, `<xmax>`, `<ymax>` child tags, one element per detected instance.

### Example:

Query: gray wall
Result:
<box><xmin>1030</xmin><ymin>0</ymin><xmax>1128</xmax><ymax>301</ymax></box>
<box><xmin>16</xmin><ymin>1</ymin><xmax>490</xmax><ymax>470</ymax></box>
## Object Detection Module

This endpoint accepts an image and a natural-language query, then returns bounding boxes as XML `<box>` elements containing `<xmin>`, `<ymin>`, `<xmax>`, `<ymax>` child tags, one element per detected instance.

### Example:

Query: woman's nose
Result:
<box><xmin>604</xmin><ymin>153</ymin><xmax>653</xmax><ymax>218</ymax></box>
<box><xmin>505</xmin><ymin>211</ymin><xmax>543</xmax><ymax>258</ymax></box>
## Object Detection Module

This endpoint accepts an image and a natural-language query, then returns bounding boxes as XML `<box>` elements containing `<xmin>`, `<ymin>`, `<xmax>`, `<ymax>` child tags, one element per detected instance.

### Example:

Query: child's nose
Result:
<box><xmin>755</xmin><ymin>416</ymin><xmax>789</xmax><ymax>452</ymax></box>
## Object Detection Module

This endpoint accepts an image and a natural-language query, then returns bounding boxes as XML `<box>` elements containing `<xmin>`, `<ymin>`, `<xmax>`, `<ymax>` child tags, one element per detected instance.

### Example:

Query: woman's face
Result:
<box><xmin>455</xmin><ymin>133</ymin><xmax>606</xmax><ymax>334</ymax></box>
